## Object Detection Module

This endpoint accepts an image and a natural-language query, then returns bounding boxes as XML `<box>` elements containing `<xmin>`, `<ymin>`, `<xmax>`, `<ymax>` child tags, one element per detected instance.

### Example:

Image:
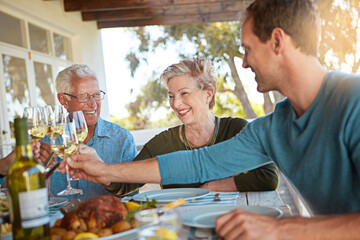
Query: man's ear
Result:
<box><xmin>271</xmin><ymin>28</ymin><xmax>286</xmax><ymax>55</ymax></box>
<box><xmin>57</xmin><ymin>93</ymin><xmax>68</xmax><ymax>108</ymax></box>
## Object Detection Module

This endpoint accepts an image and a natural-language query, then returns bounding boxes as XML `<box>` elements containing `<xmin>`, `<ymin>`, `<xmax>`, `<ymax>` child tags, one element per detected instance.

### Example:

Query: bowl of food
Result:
<box><xmin>50</xmin><ymin>195</ymin><xmax>156</xmax><ymax>240</ymax></box>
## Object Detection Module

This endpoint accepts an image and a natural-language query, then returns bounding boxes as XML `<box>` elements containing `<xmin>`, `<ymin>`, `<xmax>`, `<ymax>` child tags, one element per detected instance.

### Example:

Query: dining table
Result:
<box><xmin>2</xmin><ymin>173</ymin><xmax>305</xmax><ymax>240</ymax></box>
<box><xmin>45</xmin><ymin>187</ymin><xmax>298</xmax><ymax>240</ymax></box>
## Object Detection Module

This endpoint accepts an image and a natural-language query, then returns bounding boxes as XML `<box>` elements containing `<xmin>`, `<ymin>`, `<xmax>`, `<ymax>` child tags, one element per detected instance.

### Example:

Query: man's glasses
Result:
<box><xmin>63</xmin><ymin>90</ymin><xmax>106</xmax><ymax>103</ymax></box>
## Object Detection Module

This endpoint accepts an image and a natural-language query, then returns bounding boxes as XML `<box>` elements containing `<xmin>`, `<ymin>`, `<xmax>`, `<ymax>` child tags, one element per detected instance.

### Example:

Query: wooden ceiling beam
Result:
<box><xmin>82</xmin><ymin>2</ymin><xmax>247</xmax><ymax>22</ymax></box>
<box><xmin>64</xmin><ymin>0</ymin><xmax>243</xmax><ymax>12</ymax></box>
<box><xmin>97</xmin><ymin>11</ymin><xmax>242</xmax><ymax>28</ymax></box>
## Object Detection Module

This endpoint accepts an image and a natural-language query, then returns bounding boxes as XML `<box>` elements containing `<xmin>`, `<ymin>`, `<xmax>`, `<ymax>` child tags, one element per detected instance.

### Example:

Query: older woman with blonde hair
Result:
<box><xmin>105</xmin><ymin>57</ymin><xmax>278</xmax><ymax>195</ymax></box>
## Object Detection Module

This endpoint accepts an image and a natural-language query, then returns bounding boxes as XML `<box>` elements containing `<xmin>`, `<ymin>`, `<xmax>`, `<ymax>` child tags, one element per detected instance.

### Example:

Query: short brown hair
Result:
<box><xmin>160</xmin><ymin>57</ymin><xmax>218</xmax><ymax>109</ymax></box>
<box><xmin>244</xmin><ymin>0</ymin><xmax>320</xmax><ymax>56</ymax></box>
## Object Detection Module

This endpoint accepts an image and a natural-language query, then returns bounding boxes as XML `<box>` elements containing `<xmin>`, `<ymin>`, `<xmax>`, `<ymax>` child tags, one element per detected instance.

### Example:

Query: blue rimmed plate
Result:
<box><xmin>182</xmin><ymin>205</ymin><xmax>282</xmax><ymax>228</ymax></box>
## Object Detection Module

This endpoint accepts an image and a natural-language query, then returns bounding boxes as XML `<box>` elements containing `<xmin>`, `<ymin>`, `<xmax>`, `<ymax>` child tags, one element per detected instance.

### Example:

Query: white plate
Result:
<box><xmin>49</xmin><ymin>197</ymin><xmax>68</xmax><ymax>207</ymax></box>
<box><xmin>132</xmin><ymin>188</ymin><xmax>210</xmax><ymax>203</ymax></box>
<box><xmin>182</xmin><ymin>205</ymin><xmax>282</xmax><ymax>228</ymax></box>
<box><xmin>97</xmin><ymin>228</ymin><xmax>137</xmax><ymax>240</ymax></box>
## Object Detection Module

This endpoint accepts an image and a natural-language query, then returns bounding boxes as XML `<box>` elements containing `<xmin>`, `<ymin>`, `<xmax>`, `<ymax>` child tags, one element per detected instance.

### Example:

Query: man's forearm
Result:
<box><xmin>278</xmin><ymin>213</ymin><xmax>360</xmax><ymax>240</ymax></box>
<box><xmin>107</xmin><ymin>157</ymin><xmax>161</xmax><ymax>184</ymax></box>
<box><xmin>200</xmin><ymin>177</ymin><xmax>237</xmax><ymax>191</ymax></box>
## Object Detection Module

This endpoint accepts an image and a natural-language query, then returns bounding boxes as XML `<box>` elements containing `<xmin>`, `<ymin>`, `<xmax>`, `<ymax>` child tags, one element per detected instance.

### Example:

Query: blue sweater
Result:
<box><xmin>158</xmin><ymin>71</ymin><xmax>360</xmax><ymax>215</ymax></box>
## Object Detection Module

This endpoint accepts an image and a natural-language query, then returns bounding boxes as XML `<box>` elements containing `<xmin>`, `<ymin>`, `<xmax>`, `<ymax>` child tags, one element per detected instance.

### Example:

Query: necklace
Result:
<box><xmin>182</xmin><ymin>117</ymin><xmax>219</xmax><ymax>150</ymax></box>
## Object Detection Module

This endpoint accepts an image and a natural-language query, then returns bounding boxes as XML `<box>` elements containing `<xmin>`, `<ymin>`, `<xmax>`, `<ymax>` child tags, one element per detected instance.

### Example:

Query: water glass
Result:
<box><xmin>135</xmin><ymin>208</ymin><xmax>181</xmax><ymax>240</ymax></box>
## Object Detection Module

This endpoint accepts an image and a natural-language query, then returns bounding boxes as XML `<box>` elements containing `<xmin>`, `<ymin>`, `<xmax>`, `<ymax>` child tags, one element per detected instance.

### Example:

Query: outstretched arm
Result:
<box><xmin>61</xmin><ymin>145</ymin><xmax>161</xmax><ymax>185</ymax></box>
<box><xmin>215</xmin><ymin>208</ymin><xmax>360</xmax><ymax>240</ymax></box>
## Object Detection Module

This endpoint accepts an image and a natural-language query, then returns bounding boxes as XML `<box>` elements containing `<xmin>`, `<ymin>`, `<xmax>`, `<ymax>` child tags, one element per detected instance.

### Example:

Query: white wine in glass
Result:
<box><xmin>23</xmin><ymin>106</ymin><xmax>48</xmax><ymax>142</ymax></box>
<box><xmin>55</xmin><ymin>121</ymin><xmax>83</xmax><ymax>196</ymax></box>
<box><xmin>71</xmin><ymin>111</ymin><xmax>88</xmax><ymax>143</ymax></box>
<box><xmin>45</xmin><ymin>105</ymin><xmax>67</xmax><ymax>139</ymax></box>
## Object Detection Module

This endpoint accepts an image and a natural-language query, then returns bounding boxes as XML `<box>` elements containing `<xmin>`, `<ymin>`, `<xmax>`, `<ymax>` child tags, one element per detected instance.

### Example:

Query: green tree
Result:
<box><xmin>121</xmin><ymin>0</ymin><xmax>360</xmax><ymax>129</ymax></box>
<box><xmin>318</xmin><ymin>0</ymin><xmax>360</xmax><ymax>73</ymax></box>
<box><xmin>126</xmin><ymin>22</ymin><xmax>281</xmax><ymax>121</ymax></box>
<box><xmin>125</xmin><ymin>72</ymin><xmax>169</xmax><ymax>129</ymax></box>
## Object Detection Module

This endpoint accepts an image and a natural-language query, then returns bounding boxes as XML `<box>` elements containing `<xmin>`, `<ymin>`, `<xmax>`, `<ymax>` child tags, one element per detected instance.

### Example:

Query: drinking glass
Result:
<box><xmin>68</xmin><ymin>111</ymin><xmax>88</xmax><ymax>186</ymax></box>
<box><xmin>44</xmin><ymin>105</ymin><xmax>67</xmax><ymax>198</ymax></box>
<box><xmin>53</xmin><ymin>121</ymin><xmax>83</xmax><ymax>196</ymax></box>
<box><xmin>135</xmin><ymin>208</ymin><xmax>182</xmax><ymax>240</ymax></box>
<box><xmin>23</xmin><ymin>106</ymin><xmax>48</xmax><ymax>142</ymax></box>
<box><xmin>45</xmin><ymin>105</ymin><xmax>67</xmax><ymax>140</ymax></box>
<box><xmin>71</xmin><ymin>111</ymin><xmax>88</xmax><ymax>143</ymax></box>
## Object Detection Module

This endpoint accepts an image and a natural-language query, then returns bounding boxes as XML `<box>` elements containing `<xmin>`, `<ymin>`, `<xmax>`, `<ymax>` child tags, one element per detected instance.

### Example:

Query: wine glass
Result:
<box><xmin>44</xmin><ymin>105</ymin><xmax>67</xmax><ymax>198</ymax></box>
<box><xmin>54</xmin><ymin>121</ymin><xmax>83</xmax><ymax>196</ymax></box>
<box><xmin>45</xmin><ymin>105</ymin><xmax>67</xmax><ymax>140</ymax></box>
<box><xmin>23</xmin><ymin>106</ymin><xmax>48</xmax><ymax>142</ymax></box>
<box><xmin>69</xmin><ymin>111</ymin><xmax>88</xmax><ymax>186</ymax></box>
<box><xmin>71</xmin><ymin>111</ymin><xmax>88</xmax><ymax>144</ymax></box>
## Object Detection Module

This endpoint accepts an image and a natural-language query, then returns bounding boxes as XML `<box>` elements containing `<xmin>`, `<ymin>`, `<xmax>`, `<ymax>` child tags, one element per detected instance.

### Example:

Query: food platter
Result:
<box><xmin>49</xmin><ymin>211</ymin><xmax>137</xmax><ymax>240</ymax></box>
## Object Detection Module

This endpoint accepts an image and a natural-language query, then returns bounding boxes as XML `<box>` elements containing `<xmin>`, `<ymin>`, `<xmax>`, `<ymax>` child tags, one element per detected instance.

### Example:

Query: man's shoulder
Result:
<box><xmin>325</xmin><ymin>71</ymin><xmax>360</xmax><ymax>101</ymax></box>
<box><xmin>97</xmin><ymin>118</ymin><xmax>132</xmax><ymax>136</ymax></box>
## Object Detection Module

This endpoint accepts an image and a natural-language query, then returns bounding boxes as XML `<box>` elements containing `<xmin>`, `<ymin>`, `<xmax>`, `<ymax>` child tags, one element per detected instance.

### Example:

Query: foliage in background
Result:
<box><xmin>124</xmin><ymin>21</ymin><xmax>281</xmax><ymax>124</ymax></box>
<box><xmin>318</xmin><ymin>0</ymin><xmax>360</xmax><ymax>73</ymax></box>
<box><xmin>113</xmin><ymin>0</ymin><xmax>360</xmax><ymax>130</ymax></box>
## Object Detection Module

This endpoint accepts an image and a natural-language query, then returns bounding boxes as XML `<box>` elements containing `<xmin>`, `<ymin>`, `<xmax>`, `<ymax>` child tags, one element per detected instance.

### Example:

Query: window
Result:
<box><xmin>2</xmin><ymin>53</ymin><xmax>29</xmax><ymax>141</ymax></box>
<box><xmin>28</xmin><ymin>23</ymin><xmax>51</xmax><ymax>55</ymax></box>
<box><xmin>34</xmin><ymin>61</ymin><xmax>55</xmax><ymax>106</ymax></box>
<box><xmin>54</xmin><ymin>33</ymin><xmax>72</xmax><ymax>60</ymax></box>
<box><xmin>0</xmin><ymin>13</ymin><xmax>73</xmax><ymax>146</ymax></box>
<box><xmin>0</xmin><ymin>11</ymin><xmax>26</xmax><ymax>48</ymax></box>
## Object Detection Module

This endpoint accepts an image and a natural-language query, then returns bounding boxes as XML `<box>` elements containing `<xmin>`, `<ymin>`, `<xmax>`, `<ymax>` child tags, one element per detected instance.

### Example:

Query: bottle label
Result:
<box><xmin>19</xmin><ymin>188</ymin><xmax>49</xmax><ymax>228</ymax></box>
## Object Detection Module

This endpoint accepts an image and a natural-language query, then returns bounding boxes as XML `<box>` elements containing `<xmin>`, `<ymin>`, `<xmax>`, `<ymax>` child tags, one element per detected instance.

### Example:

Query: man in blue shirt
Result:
<box><xmin>39</xmin><ymin>64</ymin><xmax>138</xmax><ymax>200</ymax></box>
<box><xmin>63</xmin><ymin>1</ymin><xmax>360</xmax><ymax>239</ymax></box>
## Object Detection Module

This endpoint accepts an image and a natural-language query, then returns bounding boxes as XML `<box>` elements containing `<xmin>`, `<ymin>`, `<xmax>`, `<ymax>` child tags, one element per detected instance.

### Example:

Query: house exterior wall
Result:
<box><xmin>0</xmin><ymin>0</ymin><xmax>110</xmax><ymax>120</ymax></box>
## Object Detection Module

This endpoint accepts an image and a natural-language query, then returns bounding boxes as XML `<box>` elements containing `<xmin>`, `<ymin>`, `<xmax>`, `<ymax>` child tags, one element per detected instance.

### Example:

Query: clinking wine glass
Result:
<box><xmin>53</xmin><ymin>121</ymin><xmax>83</xmax><ymax>196</ymax></box>
<box><xmin>69</xmin><ymin>111</ymin><xmax>88</xmax><ymax>185</ymax></box>
<box><xmin>44</xmin><ymin>105</ymin><xmax>67</xmax><ymax>198</ymax></box>
<box><xmin>23</xmin><ymin>106</ymin><xmax>48</xmax><ymax>142</ymax></box>
<box><xmin>45</xmin><ymin>105</ymin><xmax>67</xmax><ymax>140</ymax></box>
<box><xmin>71</xmin><ymin>111</ymin><xmax>88</xmax><ymax>143</ymax></box>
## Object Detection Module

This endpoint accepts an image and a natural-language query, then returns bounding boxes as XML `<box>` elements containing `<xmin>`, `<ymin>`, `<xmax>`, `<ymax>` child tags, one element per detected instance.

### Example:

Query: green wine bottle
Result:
<box><xmin>7</xmin><ymin>117</ymin><xmax>50</xmax><ymax>240</ymax></box>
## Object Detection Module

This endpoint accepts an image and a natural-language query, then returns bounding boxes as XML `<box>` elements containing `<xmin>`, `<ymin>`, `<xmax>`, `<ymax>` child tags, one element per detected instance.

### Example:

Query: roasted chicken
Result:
<box><xmin>60</xmin><ymin>195</ymin><xmax>128</xmax><ymax>232</ymax></box>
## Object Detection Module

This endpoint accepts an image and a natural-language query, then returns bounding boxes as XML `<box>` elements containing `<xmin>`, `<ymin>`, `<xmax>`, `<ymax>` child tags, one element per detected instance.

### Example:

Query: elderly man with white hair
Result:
<box><xmin>39</xmin><ymin>64</ymin><xmax>139</xmax><ymax>200</ymax></box>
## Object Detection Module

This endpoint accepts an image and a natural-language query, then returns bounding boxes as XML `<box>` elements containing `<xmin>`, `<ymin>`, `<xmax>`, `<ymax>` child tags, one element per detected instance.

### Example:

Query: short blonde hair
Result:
<box><xmin>160</xmin><ymin>57</ymin><xmax>218</xmax><ymax>109</ymax></box>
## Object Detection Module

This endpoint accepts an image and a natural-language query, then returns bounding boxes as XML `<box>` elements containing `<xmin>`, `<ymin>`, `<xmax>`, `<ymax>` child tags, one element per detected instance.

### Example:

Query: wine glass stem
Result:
<box><xmin>65</xmin><ymin>164</ymin><xmax>71</xmax><ymax>188</ymax></box>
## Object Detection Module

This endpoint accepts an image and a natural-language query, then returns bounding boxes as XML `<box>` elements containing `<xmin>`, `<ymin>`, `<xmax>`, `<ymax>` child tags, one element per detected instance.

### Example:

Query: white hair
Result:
<box><xmin>56</xmin><ymin>64</ymin><xmax>97</xmax><ymax>95</ymax></box>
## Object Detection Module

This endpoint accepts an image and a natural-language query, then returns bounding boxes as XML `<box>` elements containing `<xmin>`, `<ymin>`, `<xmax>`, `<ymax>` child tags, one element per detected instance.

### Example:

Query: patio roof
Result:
<box><xmin>62</xmin><ymin>0</ymin><xmax>255</xmax><ymax>29</ymax></box>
